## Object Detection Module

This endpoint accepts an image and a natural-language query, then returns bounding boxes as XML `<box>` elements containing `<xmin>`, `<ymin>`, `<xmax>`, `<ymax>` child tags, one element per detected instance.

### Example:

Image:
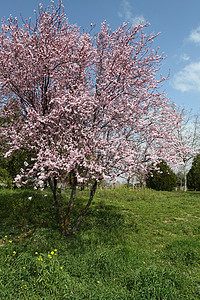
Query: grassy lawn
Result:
<box><xmin>0</xmin><ymin>187</ymin><xmax>200</xmax><ymax>299</ymax></box>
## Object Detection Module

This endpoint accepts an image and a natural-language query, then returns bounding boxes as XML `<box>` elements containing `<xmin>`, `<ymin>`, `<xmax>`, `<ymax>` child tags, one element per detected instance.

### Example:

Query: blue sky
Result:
<box><xmin>1</xmin><ymin>0</ymin><xmax>200</xmax><ymax>112</ymax></box>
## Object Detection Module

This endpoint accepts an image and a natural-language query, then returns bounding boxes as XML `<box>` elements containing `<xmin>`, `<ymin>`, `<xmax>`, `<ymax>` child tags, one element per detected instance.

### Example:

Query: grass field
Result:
<box><xmin>0</xmin><ymin>187</ymin><xmax>200</xmax><ymax>299</ymax></box>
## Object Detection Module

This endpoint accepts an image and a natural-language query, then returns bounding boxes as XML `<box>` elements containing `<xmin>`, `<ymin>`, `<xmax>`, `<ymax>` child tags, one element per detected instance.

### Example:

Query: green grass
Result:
<box><xmin>0</xmin><ymin>187</ymin><xmax>200</xmax><ymax>299</ymax></box>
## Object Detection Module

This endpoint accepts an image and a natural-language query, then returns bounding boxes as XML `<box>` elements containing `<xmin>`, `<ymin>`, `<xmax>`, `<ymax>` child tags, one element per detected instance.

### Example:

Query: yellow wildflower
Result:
<box><xmin>38</xmin><ymin>256</ymin><xmax>43</xmax><ymax>261</ymax></box>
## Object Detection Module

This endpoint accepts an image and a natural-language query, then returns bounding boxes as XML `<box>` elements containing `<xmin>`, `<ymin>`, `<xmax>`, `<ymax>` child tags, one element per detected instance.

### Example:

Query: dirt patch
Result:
<box><xmin>163</xmin><ymin>219</ymin><xmax>172</xmax><ymax>223</ymax></box>
<box><xmin>0</xmin><ymin>240</ymin><xmax>5</xmax><ymax>247</ymax></box>
<box><xmin>174</xmin><ymin>217</ymin><xmax>187</xmax><ymax>221</ymax></box>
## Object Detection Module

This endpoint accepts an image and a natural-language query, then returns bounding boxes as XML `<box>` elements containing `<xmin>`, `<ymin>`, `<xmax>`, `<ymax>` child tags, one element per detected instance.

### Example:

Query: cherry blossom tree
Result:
<box><xmin>0</xmin><ymin>1</ymin><xmax>183</xmax><ymax>235</ymax></box>
<box><xmin>176</xmin><ymin>108</ymin><xmax>200</xmax><ymax>191</ymax></box>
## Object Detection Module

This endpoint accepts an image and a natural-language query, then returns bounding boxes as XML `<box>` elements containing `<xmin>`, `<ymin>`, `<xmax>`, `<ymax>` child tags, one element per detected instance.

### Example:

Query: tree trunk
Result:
<box><xmin>69</xmin><ymin>180</ymin><xmax>97</xmax><ymax>235</ymax></box>
<box><xmin>127</xmin><ymin>178</ymin><xmax>130</xmax><ymax>189</ymax></box>
<box><xmin>63</xmin><ymin>174</ymin><xmax>77</xmax><ymax>234</ymax></box>
<box><xmin>184</xmin><ymin>160</ymin><xmax>187</xmax><ymax>192</ymax></box>
<box><xmin>49</xmin><ymin>177</ymin><xmax>64</xmax><ymax>233</ymax></box>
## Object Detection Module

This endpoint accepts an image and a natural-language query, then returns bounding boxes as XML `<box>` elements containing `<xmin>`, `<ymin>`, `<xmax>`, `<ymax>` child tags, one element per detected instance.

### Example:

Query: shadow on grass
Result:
<box><xmin>0</xmin><ymin>188</ymin><xmax>58</xmax><ymax>237</ymax></box>
<box><xmin>0</xmin><ymin>188</ymin><xmax>137</xmax><ymax>241</ymax></box>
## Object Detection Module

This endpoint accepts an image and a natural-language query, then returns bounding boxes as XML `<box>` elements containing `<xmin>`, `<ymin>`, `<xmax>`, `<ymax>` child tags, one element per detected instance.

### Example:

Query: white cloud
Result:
<box><xmin>172</xmin><ymin>61</ymin><xmax>200</xmax><ymax>92</ymax></box>
<box><xmin>189</xmin><ymin>26</ymin><xmax>200</xmax><ymax>43</ymax></box>
<box><xmin>180</xmin><ymin>54</ymin><xmax>190</xmax><ymax>61</ymax></box>
<box><xmin>118</xmin><ymin>0</ymin><xmax>146</xmax><ymax>25</ymax></box>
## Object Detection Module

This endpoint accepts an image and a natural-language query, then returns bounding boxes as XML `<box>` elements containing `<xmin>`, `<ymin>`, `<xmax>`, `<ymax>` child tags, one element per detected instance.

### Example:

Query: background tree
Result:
<box><xmin>0</xmin><ymin>1</ymin><xmax>184</xmax><ymax>235</ymax></box>
<box><xmin>0</xmin><ymin>108</ymin><xmax>34</xmax><ymax>187</ymax></box>
<box><xmin>176</xmin><ymin>108</ymin><xmax>200</xmax><ymax>191</ymax></box>
<box><xmin>187</xmin><ymin>154</ymin><xmax>200</xmax><ymax>191</ymax></box>
<box><xmin>0</xmin><ymin>149</ymin><xmax>34</xmax><ymax>187</ymax></box>
<box><xmin>176</xmin><ymin>171</ymin><xmax>185</xmax><ymax>190</ymax></box>
<box><xmin>146</xmin><ymin>161</ymin><xmax>177</xmax><ymax>191</ymax></box>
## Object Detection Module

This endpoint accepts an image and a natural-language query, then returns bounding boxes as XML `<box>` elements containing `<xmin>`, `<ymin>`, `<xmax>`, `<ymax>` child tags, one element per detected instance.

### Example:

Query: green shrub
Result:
<box><xmin>187</xmin><ymin>154</ymin><xmax>200</xmax><ymax>190</ymax></box>
<box><xmin>0</xmin><ymin>166</ymin><xmax>12</xmax><ymax>188</ymax></box>
<box><xmin>146</xmin><ymin>161</ymin><xmax>177</xmax><ymax>191</ymax></box>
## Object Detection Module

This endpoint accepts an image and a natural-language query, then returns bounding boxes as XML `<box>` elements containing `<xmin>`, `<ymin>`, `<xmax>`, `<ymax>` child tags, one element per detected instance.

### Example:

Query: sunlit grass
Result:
<box><xmin>0</xmin><ymin>187</ymin><xmax>200</xmax><ymax>299</ymax></box>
